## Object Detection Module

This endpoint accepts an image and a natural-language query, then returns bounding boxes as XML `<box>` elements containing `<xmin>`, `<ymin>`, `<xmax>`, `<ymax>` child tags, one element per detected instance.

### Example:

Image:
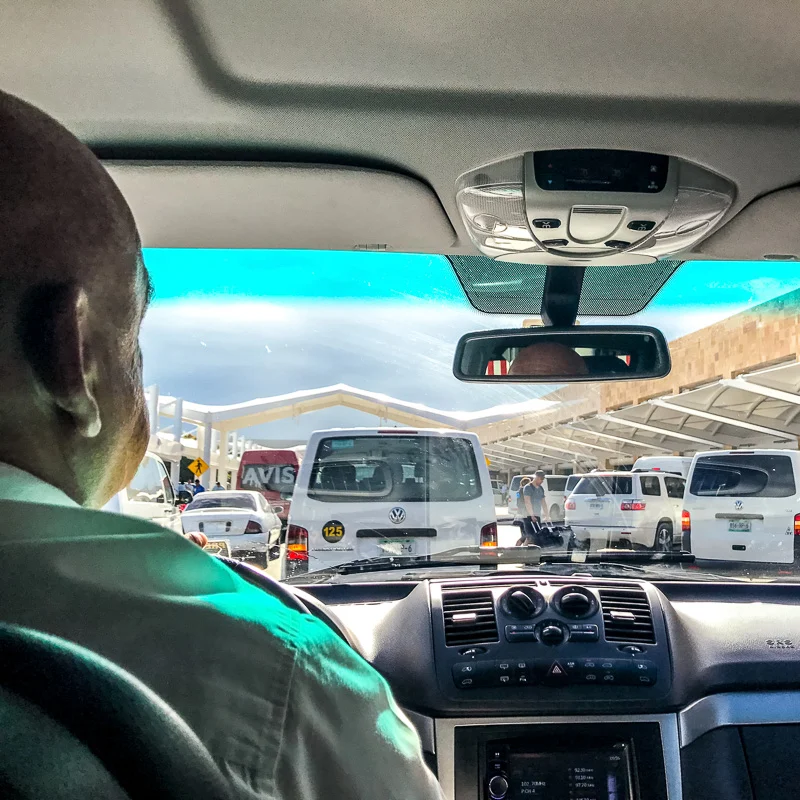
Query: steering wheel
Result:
<box><xmin>0</xmin><ymin>624</ymin><xmax>232</xmax><ymax>800</ymax></box>
<box><xmin>217</xmin><ymin>557</ymin><xmax>363</xmax><ymax>653</ymax></box>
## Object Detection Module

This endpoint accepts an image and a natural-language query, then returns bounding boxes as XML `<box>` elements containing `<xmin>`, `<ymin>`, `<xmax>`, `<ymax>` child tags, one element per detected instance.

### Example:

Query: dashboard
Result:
<box><xmin>299</xmin><ymin>575</ymin><xmax>800</xmax><ymax>800</ymax></box>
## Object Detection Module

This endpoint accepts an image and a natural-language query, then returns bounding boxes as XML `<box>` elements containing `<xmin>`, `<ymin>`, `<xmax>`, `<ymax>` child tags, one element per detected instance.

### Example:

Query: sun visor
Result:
<box><xmin>698</xmin><ymin>186</ymin><xmax>800</xmax><ymax>261</ymax></box>
<box><xmin>103</xmin><ymin>162</ymin><xmax>456</xmax><ymax>252</ymax></box>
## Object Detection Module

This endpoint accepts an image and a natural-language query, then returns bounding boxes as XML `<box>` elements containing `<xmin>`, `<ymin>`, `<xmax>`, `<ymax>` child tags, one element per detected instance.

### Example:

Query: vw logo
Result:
<box><xmin>734</xmin><ymin>500</ymin><xmax>743</xmax><ymax>510</ymax></box>
<box><xmin>389</xmin><ymin>507</ymin><xmax>407</xmax><ymax>524</ymax></box>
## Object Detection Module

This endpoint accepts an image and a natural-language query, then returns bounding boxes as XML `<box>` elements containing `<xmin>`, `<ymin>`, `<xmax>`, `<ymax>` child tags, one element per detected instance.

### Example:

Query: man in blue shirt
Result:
<box><xmin>192</xmin><ymin>479</ymin><xmax>206</xmax><ymax>495</ymax></box>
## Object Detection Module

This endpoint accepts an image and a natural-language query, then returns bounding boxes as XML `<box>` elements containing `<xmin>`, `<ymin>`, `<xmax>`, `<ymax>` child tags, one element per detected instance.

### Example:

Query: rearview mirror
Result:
<box><xmin>453</xmin><ymin>326</ymin><xmax>670</xmax><ymax>383</ymax></box>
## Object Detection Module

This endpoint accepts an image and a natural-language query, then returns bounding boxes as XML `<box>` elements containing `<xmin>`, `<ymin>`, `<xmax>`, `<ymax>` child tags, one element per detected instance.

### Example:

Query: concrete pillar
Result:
<box><xmin>147</xmin><ymin>385</ymin><xmax>159</xmax><ymax>437</ymax></box>
<box><xmin>170</xmin><ymin>458</ymin><xmax>180</xmax><ymax>486</ymax></box>
<box><xmin>201</xmin><ymin>419</ymin><xmax>212</xmax><ymax>488</ymax></box>
<box><xmin>228</xmin><ymin>431</ymin><xmax>238</xmax><ymax>461</ymax></box>
<box><xmin>172</xmin><ymin>398</ymin><xmax>183</xmax><ymax>444</ymax></box>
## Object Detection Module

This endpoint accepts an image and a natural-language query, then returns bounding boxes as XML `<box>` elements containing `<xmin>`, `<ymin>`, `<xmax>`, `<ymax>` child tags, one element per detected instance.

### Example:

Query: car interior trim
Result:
<box><xmin>678</xmin><ymin>691</ymin><xmax>800</xmax><ymax>747</ymax></box>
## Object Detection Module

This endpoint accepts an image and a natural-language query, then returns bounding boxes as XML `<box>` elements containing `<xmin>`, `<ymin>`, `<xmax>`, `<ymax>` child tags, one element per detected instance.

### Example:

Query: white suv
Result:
<box><xmin>565</xmin><ymin>471</ymin><xmax>686</xmax><ymax>551</ymax></box>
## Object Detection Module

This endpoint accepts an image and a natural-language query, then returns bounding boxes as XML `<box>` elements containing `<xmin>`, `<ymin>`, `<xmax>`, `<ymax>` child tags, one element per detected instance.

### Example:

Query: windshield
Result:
<box><xmin>186</xmin><ymin>494</ymin><xmax>257</xmax><ymax>511</ymax></box>
<box><xmin>136</xmin><ymin>250</ymin><xmax>800</xmax><ymax>583</ymax></box>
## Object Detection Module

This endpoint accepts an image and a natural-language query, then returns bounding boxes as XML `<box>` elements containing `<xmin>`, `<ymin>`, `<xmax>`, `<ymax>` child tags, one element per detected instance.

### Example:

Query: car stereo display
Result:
<box><xmin>507</xmin><ymin>744</ymin><xmax>632</xmax><ymax>800</ymax></box>
<box><xmin>533</xmin><ymin>150</ymin><xmax>668</xmax><ymax>193</ymax></box>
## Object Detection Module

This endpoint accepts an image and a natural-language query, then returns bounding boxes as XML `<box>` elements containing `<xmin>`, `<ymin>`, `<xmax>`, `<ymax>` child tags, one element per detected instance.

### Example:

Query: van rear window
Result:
<box><xmin>573</xmin><ymin>476</ymin><xmax>632</xmax><ymax>495</ymax></box>
<box><xmin>308</xmin><ymin>436</ymin><xmax>481</xmax><ymax>503</ymax></box>
<box><xmin>546</xmin><ymin>476</ymin><xmax>567</xmax><ymax>493</ymax></box>
<box><xmin>689</xmin><ymin>454</ymin><xmax>796</xmax><ymax>498</ymax></box>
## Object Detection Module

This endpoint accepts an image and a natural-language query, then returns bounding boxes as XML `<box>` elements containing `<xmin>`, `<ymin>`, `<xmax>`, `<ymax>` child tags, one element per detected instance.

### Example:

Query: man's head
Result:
<box><xmin>533</xmin><ymin>470</ymin><xmax>546</xmax><ymax>486</ymax></box>
<box><xmin>509</xmin><ymin>343</ymin><xmax>589</xmax><ymax>377</ymax></box>
<box><xmin>0</xmin><ymin>90</ymin><xmax>150</xmax><ymax>507</ymax></box>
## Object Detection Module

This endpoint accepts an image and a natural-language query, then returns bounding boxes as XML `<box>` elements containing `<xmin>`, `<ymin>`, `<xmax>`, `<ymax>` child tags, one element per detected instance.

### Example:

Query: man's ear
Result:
<box><xmin>19</xmin><ymin>282</ymin><xmax>102</xmax><ymax>438</ymax></box>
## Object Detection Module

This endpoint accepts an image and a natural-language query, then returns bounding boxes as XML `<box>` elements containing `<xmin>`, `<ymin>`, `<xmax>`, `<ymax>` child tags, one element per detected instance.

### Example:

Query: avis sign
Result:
<box><xmin>241</xmin><ymin>465</ymin><xmax>295</xmax><ymax>489</ymax></box>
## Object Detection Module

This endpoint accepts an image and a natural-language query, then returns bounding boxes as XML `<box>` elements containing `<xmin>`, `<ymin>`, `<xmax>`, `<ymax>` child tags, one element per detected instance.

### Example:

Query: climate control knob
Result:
<box><xmin>539</xmin><ymin>624</ymin><xmax>566</xmax><ymax>646</ymax></box>
<box><xmin>488</xmin><ymin>775</ymin><xmax>509</xmax><ymax>799</ymax></box>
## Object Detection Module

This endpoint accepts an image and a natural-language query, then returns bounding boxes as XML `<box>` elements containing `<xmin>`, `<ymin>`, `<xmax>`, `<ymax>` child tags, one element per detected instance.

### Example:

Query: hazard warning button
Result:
<box><xmin>544</xmin><ymin>661</ymin><xmax>569</xmax><ymax>685</ymax></box>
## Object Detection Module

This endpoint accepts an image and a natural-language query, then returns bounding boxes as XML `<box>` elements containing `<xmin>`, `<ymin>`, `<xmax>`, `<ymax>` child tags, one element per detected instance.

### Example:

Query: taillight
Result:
<box><xmin>480</xmin><ymin>522</ymin><xmax>498</xmax><ymax>547</ymax></box>
<box><xmin>794</xmin><ymin>514</ymin><xmax>800</xmax><ymax>536</ymax></box>
<box><xmin>287</xmin><ymin>525</ymin><xmax>309</xmax><ymax>561</ymax></box>
<box><xmin>620</xmin><ymin>501</ymin><xmax>646</xmax><ymax>511</ymax></box>
<box><xmin>565</xmin><ymin>500</ymin><xmax>576</xmax><ymax>511</ymax></box>
<box><xmin>244</xmin><ymin>520</ymin><xmax>263</xmax><ymax>534</ymax></box>
<box><xmin>682</xmin><ymin>510</ymin><xmax>691</xmax><ymax>533</ymax></box>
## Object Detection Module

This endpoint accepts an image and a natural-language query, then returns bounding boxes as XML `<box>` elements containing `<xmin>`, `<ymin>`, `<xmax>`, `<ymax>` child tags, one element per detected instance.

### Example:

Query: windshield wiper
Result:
<box><xmin>288</xmin><ymin>546</ymin><xmax>696</xmax><ymax>582</ymax></box>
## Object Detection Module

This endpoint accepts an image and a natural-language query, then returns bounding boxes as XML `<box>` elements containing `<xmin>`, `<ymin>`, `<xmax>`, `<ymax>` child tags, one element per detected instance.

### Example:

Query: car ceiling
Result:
<box><xmin>4</xmin><ymin>0</ymin><xmax>800</xmax><ymax>258</ymax></box>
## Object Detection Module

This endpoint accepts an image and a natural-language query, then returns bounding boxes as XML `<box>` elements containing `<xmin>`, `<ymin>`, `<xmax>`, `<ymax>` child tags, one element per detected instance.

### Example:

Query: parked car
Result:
<box><xmin>286</xmin><ymin>428</ymin><xmax>497</xmax><ymax>577</ymax></box>
<box><xmin>683</xmin><ymin>449</ymin><xmax>800</xmax><ymax>567</ymax></box>
<box><xmin>181</xmin><ymin>490</ymin><xmax>283</xmax><ymax>571</ymax></box>
<box><xmin>102</xmin><ymin>452</ymin><xmax>182</xmax><ymax>532</ymax></box>
<box><xmin>565</xmin><ymin>470</ymin><xmax>686</xmax><ymax>551</ymax></box>
<box><xmin>632</xmin><ymin>456</ymin><xmax>693</xmax><ymax>478</ymax></box>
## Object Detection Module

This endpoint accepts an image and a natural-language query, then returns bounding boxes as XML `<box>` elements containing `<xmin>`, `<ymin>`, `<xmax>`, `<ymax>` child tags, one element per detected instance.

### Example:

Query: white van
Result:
<box><xmin>632</xmin><ymin>456</ymin><xmax>693</xmax><ymax>479</ymax></box>
<box><xmin>285</xmin><ymin>428</ymin><xmax>497</xmax><ymax>576</ymax></box>
<box><xmin>102</xmin><ymin>452</ymin><xmax>182</xmax><ymax>532</ymax></box>
<box><xmin>507</xmin><ymin>473</ymin><xmax>570</xmax><ymax>520</ymax></box>
<box><xmin>565</xmin><ymin>470</ymin><xmax>686</xmax><ymax>550</ymax></box>
<box><xmin>683</xmin><ymin>449</ymin><xmax>800</xmax><ymax>566</ymax></box>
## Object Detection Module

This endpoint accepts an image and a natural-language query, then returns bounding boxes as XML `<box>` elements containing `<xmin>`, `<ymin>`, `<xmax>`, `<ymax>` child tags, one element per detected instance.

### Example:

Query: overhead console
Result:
<box><xmin>456</xmin><ymin>149</ymin><xmax>734</xmax><ymax>265</ymax></box>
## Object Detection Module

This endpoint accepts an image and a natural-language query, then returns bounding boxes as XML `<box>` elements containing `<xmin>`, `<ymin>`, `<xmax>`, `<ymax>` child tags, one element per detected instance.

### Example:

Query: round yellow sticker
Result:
<box><xmin>322</xmin><ymin>520</ymin><xmax>345</xmax><ymax>542</ymax></box>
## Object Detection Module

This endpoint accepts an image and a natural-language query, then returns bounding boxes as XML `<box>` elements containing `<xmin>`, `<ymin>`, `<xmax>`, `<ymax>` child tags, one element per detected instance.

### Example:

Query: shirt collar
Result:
<box><xmin>0</xmin><ymin>463</ymin><xmax>79</xmax><ymax>508</ymax></box>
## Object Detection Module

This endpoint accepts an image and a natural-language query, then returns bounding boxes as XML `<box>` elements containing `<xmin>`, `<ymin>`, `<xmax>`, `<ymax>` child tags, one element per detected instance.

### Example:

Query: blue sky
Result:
<box><xmin>140</xmin><ymin>251</ymin><xmax>800</xmax><ymax>440</ymax></box>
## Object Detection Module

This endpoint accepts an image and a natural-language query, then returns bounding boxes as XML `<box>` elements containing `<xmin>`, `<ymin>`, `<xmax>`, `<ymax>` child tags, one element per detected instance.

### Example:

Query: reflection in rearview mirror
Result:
<box><xmin>453</xmin><ymin>325</ymin><xmax>670</xmax><ymax>383</ymax></box>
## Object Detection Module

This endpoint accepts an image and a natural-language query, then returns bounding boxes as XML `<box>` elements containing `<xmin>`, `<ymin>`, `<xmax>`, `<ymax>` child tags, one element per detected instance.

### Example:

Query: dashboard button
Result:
<box><xmin>505</xmin><ymin>624</ymin><xmax>535</xmax><ymax>643</ymax></box>
<box><xmin>627</xmin><ymin>220</ymin><xmax>656</xmax><ymax>232</ymax></box>
<box><xmin>543</xmin><ymin>661</ymin><xmax>569</xmax><ymax>685</ymax></box>
<box><xmin>532</xmin><ymin>218</ymin><xmax>561</xmax><ymax>229</ymax></box>
<box><xmin>567</xmin><ymin>623</ymin><xmax>599</xmax><ymax>642</ymax></box>
<box><xmin>452</xmin><ymin>661</ymin><xmax>493</xmax><ymax>689</ymax></box>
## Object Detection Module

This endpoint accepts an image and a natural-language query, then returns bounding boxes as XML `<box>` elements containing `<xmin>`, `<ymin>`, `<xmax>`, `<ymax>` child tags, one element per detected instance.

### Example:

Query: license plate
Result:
<box><xmin>378</xmin><ymin>539</ymin><xmax>417</xmax><ymax>556</ymax></box>
<box><xmin>204</xmin><ymin>522</ymin><xmax>227</xmax><ymax>534</ymax></box>
<box><xmin>204</xmin><ymin>539</ymin><xmax>231</xmax><ymax>557</ymax></box>
<box><xmin>588</xmin><ymin>502</ymin><xmax>603</xmax><ymax>510</ymax></box>
<box><xmin>729</xmin><ymin>520</ymin><xmax>751</xmax><ymax>532</ymax></box>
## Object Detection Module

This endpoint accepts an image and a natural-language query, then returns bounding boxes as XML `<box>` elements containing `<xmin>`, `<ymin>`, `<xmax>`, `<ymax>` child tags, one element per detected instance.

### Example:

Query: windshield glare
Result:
<box><xmin>133</xmin><ymin>251</ymin><xmax>800</xmax><ymax>583</ymax></box>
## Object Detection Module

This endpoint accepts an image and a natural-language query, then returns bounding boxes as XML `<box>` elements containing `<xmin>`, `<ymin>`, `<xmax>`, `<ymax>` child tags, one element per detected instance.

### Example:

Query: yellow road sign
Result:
<box><xmin>187</xmin><ymin>457</ymin><xmax>209</xmax><ymax>477</ymax></box>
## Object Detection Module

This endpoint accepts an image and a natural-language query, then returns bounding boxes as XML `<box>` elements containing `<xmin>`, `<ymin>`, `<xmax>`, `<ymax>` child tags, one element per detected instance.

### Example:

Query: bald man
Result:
<box><xmin>509</xmin><ymin>342</ymin><xmax>589</xmax><ymax>377</ymax></box>
<box><xmin>0</xmin><ymin>91</ymin><xmax>442</xmax><ymax>800</ymax></box>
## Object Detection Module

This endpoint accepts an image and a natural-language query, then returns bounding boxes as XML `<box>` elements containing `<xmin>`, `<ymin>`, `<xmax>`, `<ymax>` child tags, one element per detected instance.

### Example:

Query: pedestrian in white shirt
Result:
<box><xmin>0</xmin><ymin>89</ymin><xmax>443</xmax><ymax>800</ymax></box>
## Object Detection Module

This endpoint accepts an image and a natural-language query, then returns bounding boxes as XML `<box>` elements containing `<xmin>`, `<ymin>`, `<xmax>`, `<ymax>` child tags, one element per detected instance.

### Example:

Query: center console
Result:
<box><xmin>439</xmin><ymin>717</ymin><xmax>676</xmax><ymax>800</ymax></box>
<box><xmin>431</xmin><ymin>578</ymin><xmax>671</xmax><ymax>708</ymax></box>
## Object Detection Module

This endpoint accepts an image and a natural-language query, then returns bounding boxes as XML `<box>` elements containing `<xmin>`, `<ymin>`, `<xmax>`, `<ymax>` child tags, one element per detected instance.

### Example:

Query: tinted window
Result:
<box><xmin>689</xmin><ymin>454</ymin><xmax>796</xmax><ymax>498</ymax></box>
<box><xmin>565</xmin><ymin>475</ymin><xmax>580</xmax><ymax>492</ymax></box>
<box><xmin>546</xmin><ymin>476</ymin><xmax>567</xmax><ymax>493</ymax></box>
<box><xmin>573</xmin><ymin>476</ymin><xmax>633</xmax><ymax>495</ymax></box>
<box><xmin>126</xmin><ymin>457</ymin><xmax>165</xmax><ymax>503</ymax></box>
<box><xmin>186</xmin><ymin>493</ymin><xmax>257</xmax><ymax>511</ymax></box>
<box><xmin>664</xmin><ymin>476</ymin><xmax>685</xmax><ymax>499</ymax></box>
<box><xmin>308</xmin><ymin>435</ymin><xmax>481</xmax><ymax>503</ymax></box>
<box><xmin>510</xmin><ymin>475</ymin><xmax>526</xmax><ymax>492</ymax></box>
<box><xmin>640</xmin><ymin>476</ymin><xmax>661</xmax><ymax>496</ymax></box>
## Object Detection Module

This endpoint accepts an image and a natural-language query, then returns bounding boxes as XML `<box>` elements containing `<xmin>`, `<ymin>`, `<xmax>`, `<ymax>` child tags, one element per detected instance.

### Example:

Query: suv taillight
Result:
<box><xmin>480</xmin><ymin>522</ymin><xmax>498</xmax><ymax>547</ymax></box>
<box><xmin>682</xmin><ymin>510</ymin><xmax>691</xmax><ymax>533</ymax></box>
<box><xmin>620</xmin><ymin>501</ymin><xmax>646</xmax><ymax>511</ymax></box>
<box><xmin>287</xmin><ymin>525</ymin><xmax>309</xmax><ymax>561</ymax></box>
<box><xmin>244</xmin><ymin>520</ymin><xmax>263</xmax><ymax>534</ymax></box>
<box><xmin>565</xmin><ymin>500</ymin><xmax>576</xmax><ymax>511</ymax></box>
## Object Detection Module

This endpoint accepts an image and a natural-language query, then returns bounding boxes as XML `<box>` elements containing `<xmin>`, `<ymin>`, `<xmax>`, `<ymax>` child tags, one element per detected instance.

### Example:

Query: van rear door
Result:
<box><xmin>687</xmin><ymin>453</ymin><xmax>797</xmax><ymax>564</ymax></box>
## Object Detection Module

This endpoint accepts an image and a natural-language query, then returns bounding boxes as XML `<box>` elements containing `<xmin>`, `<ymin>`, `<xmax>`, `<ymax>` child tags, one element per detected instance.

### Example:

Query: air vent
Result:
<box><xmin>442</xmin><ymin>588</ymin><xmax>499</xmax><ymax>646</ymax></box>
<box><xmin>598</xmin><ymin>586</ymin><xmax>655</xmax><ymax>644</ymax></box>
